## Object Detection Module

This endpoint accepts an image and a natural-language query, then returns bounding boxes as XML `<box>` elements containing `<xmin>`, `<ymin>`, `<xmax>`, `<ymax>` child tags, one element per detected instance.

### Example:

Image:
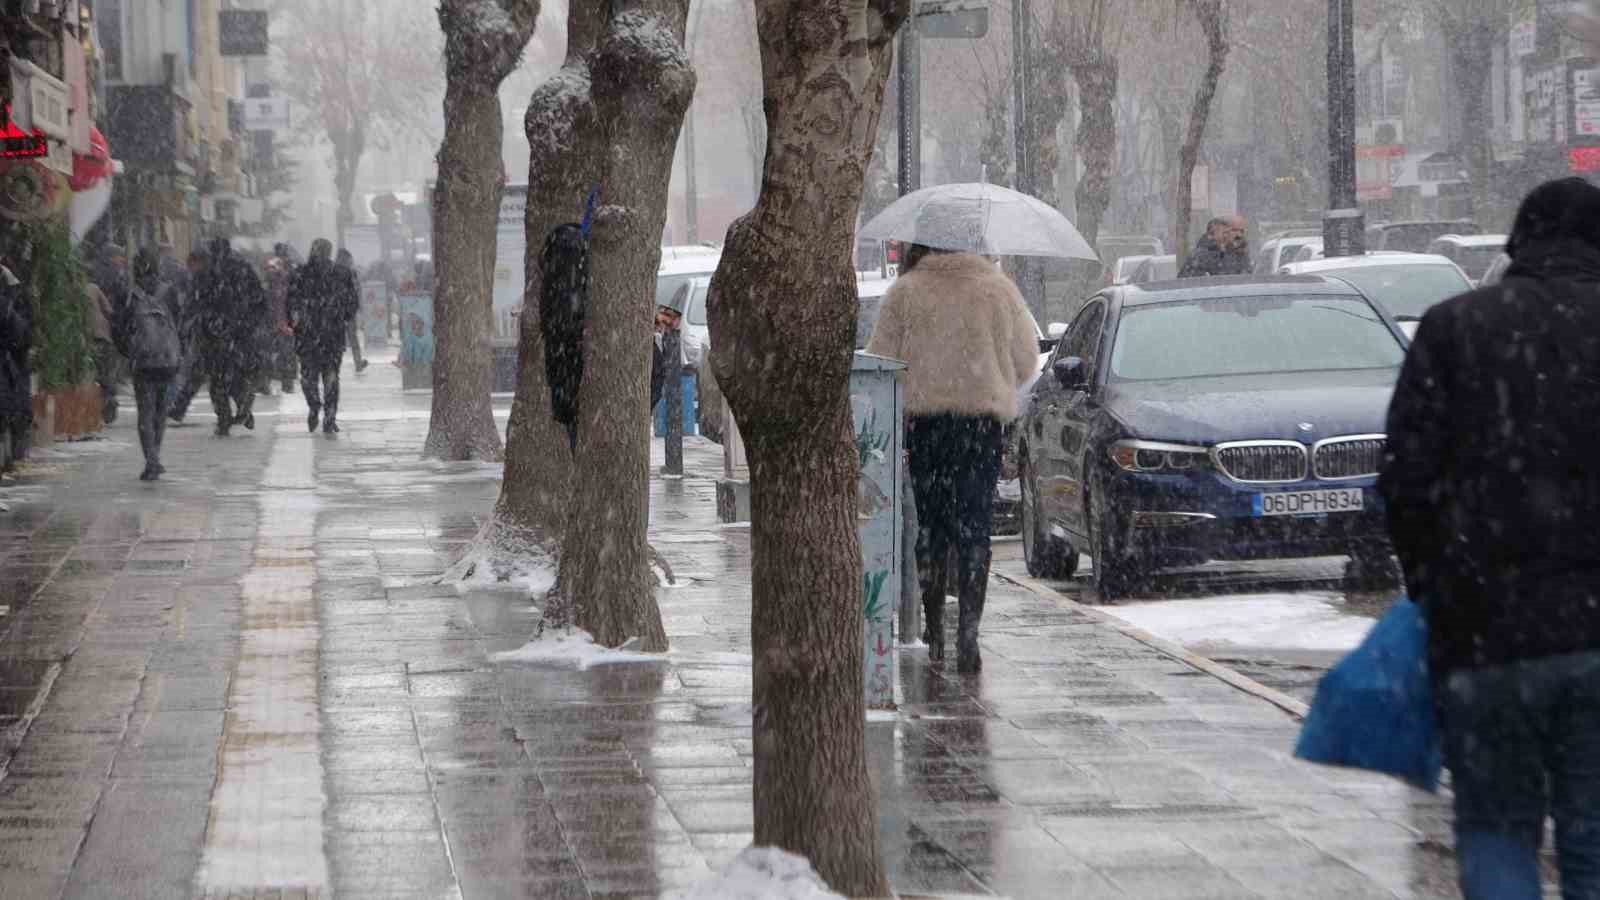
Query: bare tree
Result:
<box><xmin>1042</xmin><ymin>0</ymin><xmax>1122</xmax><ymax>245</ymax></box>
<box><xmin>1173</xmin><ymin>0</ymin><xmax>1229</xmax><ymax>263</ymax></box>
<box><xmin>426</xmin><ymin>0</ymin><xmax>542</xmax><ymax>462</ymax></box>
<box><xmin>705</xmin><ymin>0</ymin><xmax>907</xmax><ymax>893</ymax></box>
<box><xmin>274</xmin><ymin>1</ymin><xmax>439</xmax><ymax>237</ymax></box>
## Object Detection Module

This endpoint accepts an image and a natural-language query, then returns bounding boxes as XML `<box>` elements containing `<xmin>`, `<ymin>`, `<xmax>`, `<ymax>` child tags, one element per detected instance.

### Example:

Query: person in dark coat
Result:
<box><xmin>651</xmin><ymin>295</ymin><xmax>685</xmax><ymax>413</ymax></box>
<box><xmin>336</xmin><ymin>249</ymin><xmax>368</xmax><ymax>373</ymax></box>
<box><xmin>540</xmin><ymin>224</ymin><xmax>589</xmax><ymax>450</ymax></box>
<box><xmin>1177</xmin><ymin>216</ymin><xmax>1250</xmax><ymax>278</ymax></box>
<box><xmin>113</xmin><ymin>250</ymin><xmax>183</xmax><ymax>480</ymax></box>
<box><xmin>192</xmin><ymin>238</ymin><xmax>268</xmax><ymax>436</ymax></box>
<box><xmin>0</xmin><ymin>257</ymin><xmax>33</xmax><ymax>472</ymax></box>
<box><xmin>288</xmin><ymin>239</ymin><xmax>359</xmax><ymax>434</ymax></box>
<box><xmin>255</xmin><ymin>243</ymin><xmax>298</xmax><ymax>395</ymax></box>
<box><xmin>167</xmin><ymin>252</ymin><xmax>205</xmax><ymax>424</ymax></box>
<box><xmin>1379</xmin><ymin>177</ymin><xmax>1600</xmax><ymax>900</ymax></box>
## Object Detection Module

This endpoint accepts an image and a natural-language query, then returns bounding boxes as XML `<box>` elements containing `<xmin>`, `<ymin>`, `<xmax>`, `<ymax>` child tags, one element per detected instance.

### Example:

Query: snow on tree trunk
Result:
<box><xmin>557</xmin><ymin>2</ymin><xmax>695</xmax><ymax>652</ymax></box>
<box><xmin>426</xmin><ymin>0</ymin><xmax>541</xmax><ymax>462</ymax></box>
<box><xmin>495</xmin><ymin>1</ymin><xmax>609</xmax><ymax>546</ymax></box>
<box><xmin>1174</xmin><ymin>0</ymin><xmax>1228</xmax><ymax>265</ymax></box>
<box><xmin>704</xmin><ymin>2</ymin><xmax>907</xmax><ymax>893</ymax></box>
<box><xmin>1073</xmin><ymin>56</ymin><xmax>1118</xmax><ymax>248</ymax></box>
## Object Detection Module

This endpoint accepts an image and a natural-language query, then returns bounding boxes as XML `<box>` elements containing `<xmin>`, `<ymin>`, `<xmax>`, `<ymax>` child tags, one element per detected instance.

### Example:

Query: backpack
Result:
<box><xmin>540</xmin><ymin>223</ymin><xmax>589</xmax><ymax>428</ymax></box>
<box><xmin>126</xmin><ymin>286</ymin><xmax>182</xmax><ymax>371</ymax></box>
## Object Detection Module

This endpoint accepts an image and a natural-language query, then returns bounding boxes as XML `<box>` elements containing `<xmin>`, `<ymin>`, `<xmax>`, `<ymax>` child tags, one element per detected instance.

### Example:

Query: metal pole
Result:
<box><xmin>1324</xmin><ymin>0</ymin><xmax>1366</xmax><ymax>257</ymax></box>
<box><xmin>897</xmin><ymin>22</ymin><xmax>921</xmax><ymax>196</ymax></box>
<box><xmin>1011</xmin><ymin>0</ymin><xmax>1044</xmax><ymax>317</ymax></box>
<box><xmin>663</xmin><ymin>329</ymin><xmax>684</xmax><ymax>475</ymax></box>
<box><xmin>682</xmin><ymin>0</ymin><xmax>706</xmax><ymax>244</ymax></box>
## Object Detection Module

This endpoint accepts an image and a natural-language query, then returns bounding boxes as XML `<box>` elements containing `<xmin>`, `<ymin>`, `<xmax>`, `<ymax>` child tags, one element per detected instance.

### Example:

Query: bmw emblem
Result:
<box><xmin>1297</xmin><ymin>422</ymin><xmax>1315</xmax><ymax>433</ymax></box>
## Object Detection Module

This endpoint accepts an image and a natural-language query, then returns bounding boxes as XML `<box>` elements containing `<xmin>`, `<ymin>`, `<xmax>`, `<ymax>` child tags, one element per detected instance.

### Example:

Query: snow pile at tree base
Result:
<box><xmin>439</xmin><ymin>523</ymin><xmax>556</xmax><ymax>597</ymax></box>
<box><xmin>490</xmin><ymin>628</ymin><xmax>664</xmax><ymax>671</ymax></box>
<box><xmin>667</xmin><ymin>847</ymin><xmax>842</xmax><ymax>900</ymax></box>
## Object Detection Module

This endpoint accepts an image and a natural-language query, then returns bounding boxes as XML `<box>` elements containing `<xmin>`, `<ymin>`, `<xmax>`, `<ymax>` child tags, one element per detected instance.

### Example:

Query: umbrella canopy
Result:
<box><xmin>860</xmin><ymin>182</ymin><xmax>1098</xmax><ymax>261</ymax></box>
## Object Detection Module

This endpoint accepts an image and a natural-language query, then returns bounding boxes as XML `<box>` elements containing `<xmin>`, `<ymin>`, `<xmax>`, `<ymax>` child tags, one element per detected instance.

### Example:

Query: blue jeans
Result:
<box><xmin>1438</xmin><ymin>651</ymin><xmax>1600</xmax><ymax>900</ymax></box>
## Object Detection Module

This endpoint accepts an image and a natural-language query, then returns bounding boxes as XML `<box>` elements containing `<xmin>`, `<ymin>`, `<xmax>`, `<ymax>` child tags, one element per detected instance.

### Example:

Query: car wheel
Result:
<box><xmin>1021</xmin><ymin>452</ymin><xmax>1080</xmax><ymax>579</ymax></box>
<box><xmin>1089</xmin><ymin>474</ymin><xmax>1136</xmax><ymax>603</ymax></box>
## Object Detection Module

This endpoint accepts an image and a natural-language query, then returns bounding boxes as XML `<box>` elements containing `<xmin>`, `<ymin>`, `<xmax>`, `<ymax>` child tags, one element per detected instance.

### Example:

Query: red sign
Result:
<box><xmin>0</xmin><ymin>104</ymin><xmax>47</xmax><ymax>160</ymax></box>
<box><xmin>1570</xmin><ymin>146</ymin><xmax>1600</xmax><ymax>172</ymax></box>
<box><xmin>1356</xmin><ymin>144</ymin><xmax>1406</xmax><ymax>159</ymax></box>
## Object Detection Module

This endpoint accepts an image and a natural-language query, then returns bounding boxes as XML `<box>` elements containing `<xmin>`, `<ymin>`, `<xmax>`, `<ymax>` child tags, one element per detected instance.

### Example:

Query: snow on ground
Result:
<box><xmin>1100</xmin><ymin>591</ymin><xmax>1373</xmax><ymax>652</ymax></box>
<box><xmin>439</xmin><ymin>524</ymin><xmax>557</xmax><ymax>598</ymax></box>
<box><xmin>31</xmin><ymin>438</ymin><xmax>131</xmax><ymax>458</ymax></box>
<box><xmin>490</xmin><ymin>628</ymin><xmax>666</xmax><ymax>670</ymax></box>
<box><xmin>667</xmin><ymin>847</ymin><xmax>842</xmax><ymax>900</ymax></box>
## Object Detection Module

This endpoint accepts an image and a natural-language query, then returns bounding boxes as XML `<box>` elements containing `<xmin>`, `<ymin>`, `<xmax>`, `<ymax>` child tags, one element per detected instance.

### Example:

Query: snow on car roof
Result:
<box><xmin>1431</xmin><ymin>234</ymin><xmax>1507</xmax><ymax>248</ymax></box>
<box><xmin>658</xmin><ymin>253</ymin><xmax>722</xmax><ymax>276</ymax></box>
<box><xmin>1280</xmin><ymin>252</ymin><xmax>1458</xmax><ymax>274</ymax></box>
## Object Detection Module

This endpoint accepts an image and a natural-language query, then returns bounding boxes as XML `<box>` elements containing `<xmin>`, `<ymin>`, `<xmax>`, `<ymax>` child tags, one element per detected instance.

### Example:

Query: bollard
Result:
<box><xmin>663</xmin><ymin>328</ymin><xmax>684</xmax><ymax>476</ymax></box>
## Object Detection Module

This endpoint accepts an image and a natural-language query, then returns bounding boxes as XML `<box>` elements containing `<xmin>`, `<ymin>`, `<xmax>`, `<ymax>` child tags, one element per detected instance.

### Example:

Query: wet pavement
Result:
<box><xmin>0</xmin><ymin>352</ymin><xmax>1473</xmax><ymax>898</ymax></box>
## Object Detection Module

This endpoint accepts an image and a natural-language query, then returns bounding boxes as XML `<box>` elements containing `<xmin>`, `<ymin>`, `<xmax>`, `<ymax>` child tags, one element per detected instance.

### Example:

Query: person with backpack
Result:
<box><xmin>192</xmin><ymin>238</ymin><xmax>268</xmax><ymax>436</ymax></box>
<box><xmin>288</xmin><ymin>239</ymin><xmax>360</xmax><ymax>434</ymax></box>
<box><xmin>114</xmin><ymin>249</ymin><xmax>183</xmax><ymax>480</ymax></box>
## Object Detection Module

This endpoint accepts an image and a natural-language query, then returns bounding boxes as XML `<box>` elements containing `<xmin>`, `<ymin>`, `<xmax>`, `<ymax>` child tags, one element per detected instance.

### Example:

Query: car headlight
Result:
<box><xmin>1108</xmin><ymin>439</ymin><xmax>1210</xmax><ymax>473</ymax></box>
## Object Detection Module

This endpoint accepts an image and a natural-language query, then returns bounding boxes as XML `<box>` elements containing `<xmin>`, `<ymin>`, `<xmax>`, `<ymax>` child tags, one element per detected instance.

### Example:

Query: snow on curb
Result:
<box><xmin>666</xmin><ymin>847</ymin><xmax>843</xmax><ymax>900</ymax></box>
<box><xmin>490</xmin><ymin>628</ymin><xmax>665</xmax><ymax>671</ymax></box>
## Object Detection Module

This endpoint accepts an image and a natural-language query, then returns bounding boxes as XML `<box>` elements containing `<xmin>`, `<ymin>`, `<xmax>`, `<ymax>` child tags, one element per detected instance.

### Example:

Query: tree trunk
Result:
<box><xmin>1174</xmin><ymin>0</ymin><xmax>1228</xmax><ymax>266</ymax></box>
<box><xmin>427</xmin><ymin>0</ymin><xmax>541</xmax><ymax>463</ymax></box>
<box><xmin>705</xmin><ymin>1</ymin><xmax>907</xmax><ymax>893</ymax></box>
<box><xmin>558</xmin><ymin>2</ymin><xmax>695</xmax><ymax>652</ymax></box>
<box><xmin>1450</xmin><ymin>25</ymin><xmax>1495</xmax><ymax>224</ymax></box>
<box><xmin>333</xmin><ymin>128</ymin><xmax>363</xmax><ymax>248</ymax></box>
<box><xmin>427</xmin><ymin>87</ymin><xmax>508</xmax><ymax>461</ymax></box>
<box><xmin>495</xmin><ymin>0</ymin><xmax>609</xmax><ymax>544</ymax></box>
<box><xmin>1073</xmin><ymin>56</ymin><xmax>1118</xmax><ymax>247</ymax></box>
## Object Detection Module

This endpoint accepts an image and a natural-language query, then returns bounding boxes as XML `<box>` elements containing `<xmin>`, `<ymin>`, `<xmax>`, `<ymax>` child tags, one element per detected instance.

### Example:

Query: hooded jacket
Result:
<box><xmin>1380</xmin><ymin>177</ymin><xmax>1600</xmax><ymax>671</ymax></box>
<box><xmin>866</xmin><ymin>252</ymin><xmax>1039</xmax><ymax>421</ymax></box>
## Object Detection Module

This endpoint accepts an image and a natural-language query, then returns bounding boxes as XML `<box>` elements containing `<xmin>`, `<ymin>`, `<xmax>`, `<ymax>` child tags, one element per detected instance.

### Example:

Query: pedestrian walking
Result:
<box><xmin>866</xmin><ymin>242</ymin><xmax>1039</xmax><ymax>673</ymax></box>
<box><xmin>1380</xmin><ymin>177</ymin><xmax>1600</xmax><ymax>900</ymax></box>
<box><xmin>539</xmin><ymin>223</ymin><xmax>589</xmax><ymax>451</ymax></box>
<box><xmin>336</xmin><ymin>249</ymin><xmax>368</xmax><ymax>373</ymax></box>
<box><xmin>1177</xmin><ymin>215</ymin><xmax>1251</xmax><ymax>278</ymax></box>
<box><xmin>82</xmin><ymin>276</ymin><xmax>120</xmax><ymax>425</ymax></box>
<box><xmin>192</xmin><ymin>238</ymin><xmax>268</xmax><ymax>436</ymax></box>
<box><xmin>0</xmin><ymin>256</ymin><xmax>33</xmax><ymax>473</ymax></box>
<box><xmin>113</xmin><ymin>249</ymin><xmax>182</xmax><ymax>480</ymax></box>
<box><xmin>288</xmin><ymin>239</ymin><xmax>359</xmax><ymax>435</ymax></box>
<box><xmin>167</xmin><ymin>252</ymin><xmax>205</xmax><ymax>424</ymax></box>
<box><xmin>256</xmin><ymin>244</ymin><xmax>298</xmax><ymax>395</ymax></box>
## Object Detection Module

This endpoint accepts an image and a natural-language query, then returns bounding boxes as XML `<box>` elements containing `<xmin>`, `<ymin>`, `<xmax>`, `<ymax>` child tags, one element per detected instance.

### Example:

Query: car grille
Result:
<box><xmin>1313</xmin><ymin>436</ymin><xmax>1386</xmax><ymax>480</ymax></box>
<box><xmin>1212</xmin><ymin>442</ymin><xmax>1308</xmax><ymax>483</ymax></box>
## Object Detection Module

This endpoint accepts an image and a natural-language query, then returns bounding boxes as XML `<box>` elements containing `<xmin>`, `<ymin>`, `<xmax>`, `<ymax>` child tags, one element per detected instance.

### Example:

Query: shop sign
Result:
<box><xmin>10</xmin><ymin>60</ymin><xmax>71</xmax><ymax>142</ymax></box>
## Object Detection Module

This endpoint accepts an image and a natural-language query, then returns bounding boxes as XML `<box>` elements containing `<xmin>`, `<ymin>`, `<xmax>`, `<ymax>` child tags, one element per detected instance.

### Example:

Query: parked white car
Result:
<box><xmin>1254</xmin><ymin>235</ymin><xmax>1322</xmax><ymax>273</ymax></box>
<box><xmin>1425</xmin><ymin>234</ymin><xmax>1507</xmax><ymax>285</ymax></box>
<box><xmin>1279</xmin><ymin>252</ymin><xmax>1474</xmax><ymax>338</ymax></box>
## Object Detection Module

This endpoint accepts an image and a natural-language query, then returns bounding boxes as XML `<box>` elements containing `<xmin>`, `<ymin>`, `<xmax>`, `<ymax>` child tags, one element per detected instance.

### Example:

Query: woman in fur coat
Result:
<box><xmin>867</xmin><ymin>244</ymin><xmax>1040</xmax><ymax>673</ymax></box>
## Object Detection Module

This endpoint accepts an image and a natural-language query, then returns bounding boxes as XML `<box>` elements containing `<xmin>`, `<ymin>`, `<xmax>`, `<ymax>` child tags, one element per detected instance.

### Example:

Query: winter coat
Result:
<box><xmin>539</xmin><ymin>224</ymin><xmax>588</xmax><ymax>428</ymax></box>
<box><xmin>193</xmin><ymin>250</ymin><xmax>268</xmax><ymax>363</ymax></box>
<box><xmin>0</xmin><ymin>269</ymin><xmax>33</xmax><ymax>418</ymax></box>
<box><xmin>1379</xmin><ymin>236</ymin><xmax>1600</xmax><ymax>672</ymax></box>
<box><xmin>287</xmin><ymin>258</ymin><xmax>359</xmax><ymax>366</ymax></box>
<box><xmin>865</xmin><ymin>252</ymin><xmax>1039</xmax><ymax>422</ymax></box>
<box><xmin>1178</xmin><ymin>236</ymin><xmax>1251</xmax><ymax>278</ymax></box>
<box><xmin>82</xmin><ymin>283</ymin><xmax>115</xmax><ymax>344</ymax></box>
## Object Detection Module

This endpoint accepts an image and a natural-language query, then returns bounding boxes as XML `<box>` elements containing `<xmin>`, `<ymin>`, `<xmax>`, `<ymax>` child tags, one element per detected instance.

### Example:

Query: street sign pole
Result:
<box><xmin>1324</xmin><ymin>0</ymin><xmax>1366</xmax><ymax>257</ymax></box>
<box><xmin>897</xmin><ymin>24</ymin><xmax>921</xmax><ymax>197</ymax></box>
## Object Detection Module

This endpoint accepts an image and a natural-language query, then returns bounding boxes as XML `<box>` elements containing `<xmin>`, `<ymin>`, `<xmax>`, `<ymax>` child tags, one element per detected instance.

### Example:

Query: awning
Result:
<box><xmin>68</xmin><ymin>126</ymin><xmax>111</xmax><ymax>191</ymax></box>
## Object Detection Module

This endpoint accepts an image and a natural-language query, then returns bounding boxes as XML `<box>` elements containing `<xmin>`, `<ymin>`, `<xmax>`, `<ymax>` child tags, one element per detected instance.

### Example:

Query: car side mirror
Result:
<box><xmin>1052</xmin><ymin>356</ymin><xmax>1087</xmax><ymax>390</ymax></box>
<box><xmin>1046</xmin><ymin>322</ymin><xmax>1069</xmax><ymax>340</ymax></box>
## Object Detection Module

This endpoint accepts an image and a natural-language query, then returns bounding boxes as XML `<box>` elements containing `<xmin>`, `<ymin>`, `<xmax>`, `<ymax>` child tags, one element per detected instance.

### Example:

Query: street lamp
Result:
<box><xmin>1324</xmin><ymin>0</ymin><xmax>1366</xmax><ymax>257</ymax></box>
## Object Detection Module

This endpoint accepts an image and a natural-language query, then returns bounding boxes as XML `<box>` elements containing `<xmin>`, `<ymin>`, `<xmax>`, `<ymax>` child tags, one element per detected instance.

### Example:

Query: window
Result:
<box><xmin>99</xmin><ymin>0</ymin><xmax>122</xmax><ymax>81</ymax></box>
<box><xmin>1054</xmin><ymin>300</ymin><xmax>1106</xmax><ymax>387</ymax></box>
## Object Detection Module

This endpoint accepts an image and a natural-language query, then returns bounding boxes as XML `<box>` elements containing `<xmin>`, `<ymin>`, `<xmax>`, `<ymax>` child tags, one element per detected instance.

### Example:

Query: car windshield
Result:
<box><xmin>686</xmin><ymin>283</ymin><xmax>709</xmax><ymax>326</ymax></box>
<box><xmin>1316</xmin><ymin>263</ymin><xmax>1471</xmax><ymax>319</ymax></box>
<box><xmin>655</xmin><ymin>271</ymin><xmax>714</xmax><ymax>309</ymax></box>
<box><xmin>1453</xmin><ymin>245</ymin><xmax>1503</xmax><ymax>280</ymax></box>
<box><xmin>1110</xmin><ymin>294</ymin><xmax>1405</xmax><ymax>382</ymax></box>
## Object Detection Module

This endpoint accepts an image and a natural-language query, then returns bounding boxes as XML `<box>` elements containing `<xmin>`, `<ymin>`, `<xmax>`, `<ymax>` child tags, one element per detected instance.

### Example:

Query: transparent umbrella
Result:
<box><xmin>860</xmin><ymin>182</ymin><xmax>1099</xmax><ymax>260</ymax></box>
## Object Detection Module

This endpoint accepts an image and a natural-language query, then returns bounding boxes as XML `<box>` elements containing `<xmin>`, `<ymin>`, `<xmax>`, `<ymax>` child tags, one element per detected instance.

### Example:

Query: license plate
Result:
<box><xmin>1253</xmin><ymin>487</ymin><xmax>1364</xmax><ymax>517</ymax></box>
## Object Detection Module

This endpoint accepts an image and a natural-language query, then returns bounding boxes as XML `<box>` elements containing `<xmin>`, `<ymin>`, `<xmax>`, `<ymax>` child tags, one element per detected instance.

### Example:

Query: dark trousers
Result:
<box><xmin>169</xmin><ymin>345</ymin><xmax>204</xmax><ymax>421</ymax></box>
<box><xmin>133</xmin><ymin>368</ymin><xmax>176</xmax><ymax>467</ymax></box>
<box><xmin>1440</xmin><ymin>651</ymin><xmax>1600</xmax><ymax>900</ymax></box>
<box><xmin>907</xmin><ymin>413</ymin><xmax>1004</xmax><ymax>663</ymax></box>
<box><xmin>301</xmin><ymin>354</ymin><xmax>342</xmax><ymax>424</ymax></box>
<box><xmin>208</xmin><ymin>361</ymin><xmax>256</xmax><ymax>429</ymax></box>
<box><xmin>346</xmin><ymin>321</ymin><xmax>364</xmax><ymax>368</ymax></box>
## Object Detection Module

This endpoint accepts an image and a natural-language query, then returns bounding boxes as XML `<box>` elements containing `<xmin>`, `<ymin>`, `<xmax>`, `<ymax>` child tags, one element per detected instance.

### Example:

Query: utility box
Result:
<box><xmin>851</xmin><ymin>352</ymin><xmax>905</xmax><ymax>711</ymax></box>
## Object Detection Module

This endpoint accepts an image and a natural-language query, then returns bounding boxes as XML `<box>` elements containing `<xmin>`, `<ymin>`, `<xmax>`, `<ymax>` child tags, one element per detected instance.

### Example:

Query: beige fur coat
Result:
<box><xmin>865</xmin><ymin>252</ymin><xmax>1040</xmax><ymax>421</ymax></box>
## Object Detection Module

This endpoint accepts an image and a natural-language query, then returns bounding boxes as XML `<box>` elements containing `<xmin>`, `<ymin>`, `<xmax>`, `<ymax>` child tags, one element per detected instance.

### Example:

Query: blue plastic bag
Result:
<box><xmin>1294</xmin><ymin>597</ymin><xmax>1442</xmax><ymax>791</ymax></box>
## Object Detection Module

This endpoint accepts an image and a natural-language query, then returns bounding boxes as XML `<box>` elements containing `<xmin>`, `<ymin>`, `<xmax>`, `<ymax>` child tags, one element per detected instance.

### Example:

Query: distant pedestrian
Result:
<box><xmin>192</xmin><ymin>238</ymin><xmax>268</xmax><ymax>436</ymax></box>
<box><xmin>167</xmin><ymin>252</ymin><xmax>205</xmax><ymax>424</ymax></box>
<box><xmin>82</xmin><ymin>275</ymin><xmax>120</xmax><ymax>425</ymax></box>
<box><xmin>288</xmin><ymin>239</ymin><xmax>359</xmax><ymax>434</ymax></box>
<box><xmin>112</xmin><ymin>249</ymin><xmax>182</xmax><ymax>480</ymax></box>
<box><xmin>0</xmin><ymin>257</ymin><xmax>33</xmax><ymax>472</ymax></box>
<box><xmin>1380</xmin><ymin>177</ymin><xmax>1600</xmax><ymax>900</ymax></box>
<box><xmin>651</xmin><ymin>293</ymin><xmax>685</xmax><ymax>413</ymax></box>
<box><xmin>257</xmin><ymin>244</ymin><xmax>298</xmax><ymax>395</ymax></box>
<box><xmin>866</xmin><ymin>242</ymin><xmax>1039</xmax><ymax>673</ymax></box>
<box><xmin>1178</xmin><ymin>215</ymin><xmax>1251</xmax><ymax>278</ymax></box>
<box><xmin>336</xmin><ymin>249</ymin><xmax>368</xmax><ymax>373</ymax></box>
<box><xmin>540</xmin><ymin>223</ymin><xmax>589</xmax><ymax>451</ymax></box>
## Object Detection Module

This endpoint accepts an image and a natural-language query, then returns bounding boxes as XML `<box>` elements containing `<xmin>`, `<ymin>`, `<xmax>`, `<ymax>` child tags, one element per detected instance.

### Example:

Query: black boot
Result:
<box><xmin>956</xmin><ymin>546</ymin><xmax>991</xmax><ymax>674</ymax></box>
<box><xmin>307</xmin><ymin>406</ymin><xmax>320</xmax><ymax>433</ymax></box>
<box><xmin>917</xmin><ymin>544</ymin><xmax>948</xmax><ymax>663</ymax></box>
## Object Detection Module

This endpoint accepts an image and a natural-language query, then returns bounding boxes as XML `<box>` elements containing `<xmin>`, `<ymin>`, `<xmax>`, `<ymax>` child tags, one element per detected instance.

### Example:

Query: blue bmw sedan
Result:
<box><xmin>1016</xmin><ymin>276</ymin><xmax>1410</xmax><ymax>601</ymax></box>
